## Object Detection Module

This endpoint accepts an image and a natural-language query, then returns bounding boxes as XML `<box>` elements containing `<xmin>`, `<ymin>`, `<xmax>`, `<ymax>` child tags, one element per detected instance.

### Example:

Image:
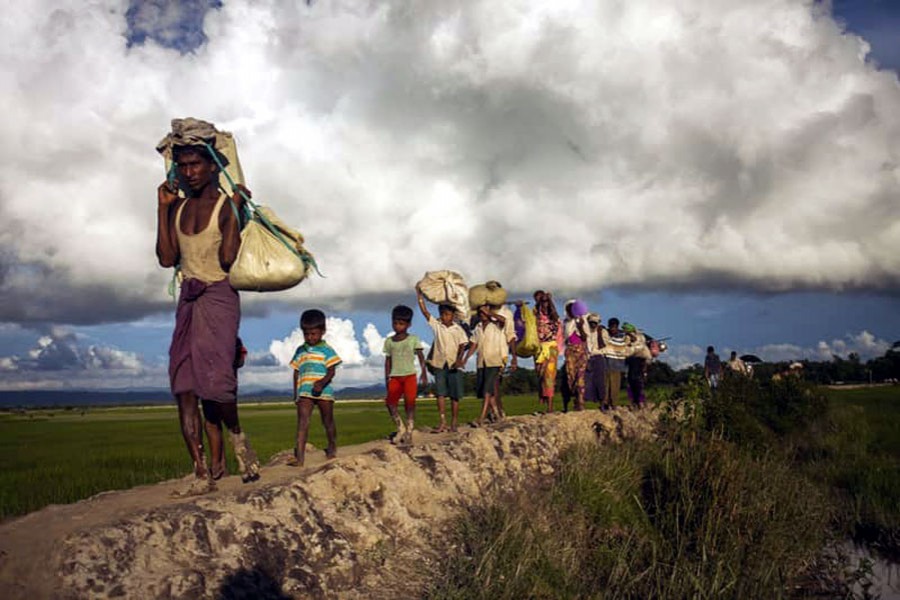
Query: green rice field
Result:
<box><xmin>1</xmin><ymin>386</ymin><xmax>897</xmax><ymax>525</ymax></box>
<box><xmin>0</xmin><ymin>393</ymin><xmax>564</xmax><ymax>520</ymax></box>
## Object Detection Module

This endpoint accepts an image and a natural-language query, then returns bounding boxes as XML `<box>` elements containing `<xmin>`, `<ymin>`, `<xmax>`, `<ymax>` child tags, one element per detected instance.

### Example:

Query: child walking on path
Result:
<box><xmin>383</xmin><ymin>305</ymin><xmax>428</xmax><ymax>445</ymax></box>
<box><xmin>464</xmin><ymin>305</ymin><xmax>513</xmax><ymax>426</ymax></box>
<box><xmin>289</xmin><ymin>309</ymin><xmax>342</xmax><ymax>467</ymax></box>
<box><xmin>416</xmin><ymin>285</ymin><xmax>469</xmax><ymax>432</ymax></box>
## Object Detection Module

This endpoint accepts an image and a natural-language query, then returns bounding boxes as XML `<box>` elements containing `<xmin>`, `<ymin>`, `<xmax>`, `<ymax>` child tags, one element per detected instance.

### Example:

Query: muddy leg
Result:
<box><xmin>319</xmin><ymin>400</ymin><xmax>337</xmax><ymax>458</ymax></box>
<box><xmin>177</xmin><ymin>392</ymin><xmax>207</xmax><ymax>478</ymax></box>
<box><xmin>201</xmin><ymin>400</ymin><xmax>226</xmax><ymax>479</ymax></box>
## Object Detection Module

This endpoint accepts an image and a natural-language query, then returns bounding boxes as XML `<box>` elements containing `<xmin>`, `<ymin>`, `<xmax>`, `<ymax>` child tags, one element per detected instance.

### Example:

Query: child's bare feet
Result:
<box><xmin>325</xmin><ymin>446</ymin><xmax>336</xmax><ymax>460</ymax></box>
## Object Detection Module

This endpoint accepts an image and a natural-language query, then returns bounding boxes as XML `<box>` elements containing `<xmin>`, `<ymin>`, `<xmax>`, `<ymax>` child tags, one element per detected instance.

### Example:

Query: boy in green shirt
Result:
<box><xmin>383</xmin><ymin>305</ymin><xmax>428</xmax><ymax>446</ymax></box>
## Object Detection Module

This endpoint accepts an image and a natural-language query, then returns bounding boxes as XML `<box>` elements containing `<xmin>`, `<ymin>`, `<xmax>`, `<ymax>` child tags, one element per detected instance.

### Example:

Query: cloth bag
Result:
<box><xmin>469</xmin><ymin>281</ymin><xmax>507</xmax><ymax>311</ymax></box>
<box><xmin>229</xmin><ymin>206</ymin><xmax>310</xmax><ymax>292</ymax></box>
<box><xmin>417</xmin><ymin>270</ymin><xmax>470</xmax><ymax>321</ymax></box>
<box><xmin>515</xmin><ymin>305</ymin><xmax>540</xmax><ymax>358</ymax></box>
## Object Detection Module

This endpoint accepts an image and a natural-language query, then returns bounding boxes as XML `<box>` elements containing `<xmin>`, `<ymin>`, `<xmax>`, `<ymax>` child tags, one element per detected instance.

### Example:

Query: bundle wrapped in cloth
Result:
<box><xmin>157</xmin><ymin>118</ymin><xmax>316</xmax><ymax>293</ymax></box>
<box><xmin>417</xmin><ymin>270</ymin><xmax>470</xmax><ymax>321</ymax></box>
<box><xmin>468</xmin><ymin>280</ymin><xmax>508</xmax><ymax>311</ymax></box>
<box><xmin>229</xmin><ymin>206</ymin><xmax>311</xmax><ymax>292</ymax></box>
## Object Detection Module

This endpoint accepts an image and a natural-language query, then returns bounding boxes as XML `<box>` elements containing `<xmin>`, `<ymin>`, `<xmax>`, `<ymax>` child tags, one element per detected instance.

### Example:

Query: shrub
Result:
<box><xmin>427</xmin><ymin>437</ymin><xmax>832</xmax><ymax>599</ymax></box>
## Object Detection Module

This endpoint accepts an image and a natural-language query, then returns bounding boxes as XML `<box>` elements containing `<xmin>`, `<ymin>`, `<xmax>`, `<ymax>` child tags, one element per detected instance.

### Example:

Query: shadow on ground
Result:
<box><xmin>217</xmin><ymin>566</ymin><xmax>292</xmax><ymax>600</ymax></box>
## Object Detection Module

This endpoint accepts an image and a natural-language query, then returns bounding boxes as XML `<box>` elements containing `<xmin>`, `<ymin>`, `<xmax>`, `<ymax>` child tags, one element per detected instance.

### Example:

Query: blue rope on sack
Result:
<box><xmin>166</xmin><ymin>161</ymin><xmax>182</xmax><ymax>301</ymax></box>
<box><xmin>202</xmin><ymin>142</ymin><xmax>323</xmax><ymax>277</ymax></box>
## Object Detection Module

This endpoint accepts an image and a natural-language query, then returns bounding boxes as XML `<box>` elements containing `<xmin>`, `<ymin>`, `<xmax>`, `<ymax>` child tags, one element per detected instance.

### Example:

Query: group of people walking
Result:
<box><xmin>531</xmin><ymin>291</ymin><xmax>656</xmax><ymax>414</ymax></box>
<box><xmin>155</xmin><ymin>133</ymin><xmax>659</xmax><ymax>495</ymax></box>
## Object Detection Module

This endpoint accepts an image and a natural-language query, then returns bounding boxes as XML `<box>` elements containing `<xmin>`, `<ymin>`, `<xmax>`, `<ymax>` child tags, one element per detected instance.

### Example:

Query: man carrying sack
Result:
<box><xmin>156</xmin><ymin>118</ymin><xmax>261</xmax><ymax>495</ymax></box>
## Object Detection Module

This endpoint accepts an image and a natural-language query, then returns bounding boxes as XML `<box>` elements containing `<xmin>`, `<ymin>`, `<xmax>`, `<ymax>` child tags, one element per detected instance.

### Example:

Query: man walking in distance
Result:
<box><xmin>156</xmin><ymin>142</ymin><xmax>260</xmax><ymax>495</ymax></box>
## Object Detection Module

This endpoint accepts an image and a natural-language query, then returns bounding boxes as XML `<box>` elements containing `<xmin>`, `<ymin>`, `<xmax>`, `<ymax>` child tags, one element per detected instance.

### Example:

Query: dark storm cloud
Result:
<box><xmin>1</xmin><ymin>328</ymin><xmax>142</xmax><ymax>373</ymax></box>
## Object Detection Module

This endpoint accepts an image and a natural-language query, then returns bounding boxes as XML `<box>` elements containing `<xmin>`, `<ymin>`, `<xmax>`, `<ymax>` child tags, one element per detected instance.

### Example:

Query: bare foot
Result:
<box><xmin>210</xmin><ymin>464</ymin><xmax>227</xmax><ymax>480</ymax></box>
<box><xmin>286</xmin><ymin>457</ymin><xmax>304</xmax><ymax>467</ymax></box>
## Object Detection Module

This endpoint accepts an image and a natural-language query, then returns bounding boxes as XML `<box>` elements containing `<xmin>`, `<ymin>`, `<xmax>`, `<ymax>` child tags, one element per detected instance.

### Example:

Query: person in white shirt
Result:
<box><xmin>463</xmin><ymin>305</ymin><xmax>517</xmax><ymax>426</ymax></box>
<box><xmin>727</xmin><ymin>351</ymin><xmax>748</xmax><ymax>377</ymax></box>
<box><xmin>584</xmin><ymin>313</ymin><xmax>609</xmax><ymax>410</ymax></box>
<box><xmin>416</xmin><ymin>285</ymin><xmax>469</xmax><ymax>432</ymax></box>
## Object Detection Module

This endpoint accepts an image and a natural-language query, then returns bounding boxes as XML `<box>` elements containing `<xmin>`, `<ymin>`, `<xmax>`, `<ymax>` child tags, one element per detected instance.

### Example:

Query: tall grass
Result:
<box><xmin>426</xmin><ymin>436</ymin><xmax>832</xmax><ymax>599</ymax></box>
<box><xmin>427</xmin><ymin>377</ymin><xmax>900</xmax><ymax>598</ymax></box>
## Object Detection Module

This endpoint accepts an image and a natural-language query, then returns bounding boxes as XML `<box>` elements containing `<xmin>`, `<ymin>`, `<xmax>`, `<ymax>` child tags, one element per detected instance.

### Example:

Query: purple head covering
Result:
<box><xmin>570</xmin><ymin>299</ymin><xmax>588</xmax><ymax>317</ymax></box>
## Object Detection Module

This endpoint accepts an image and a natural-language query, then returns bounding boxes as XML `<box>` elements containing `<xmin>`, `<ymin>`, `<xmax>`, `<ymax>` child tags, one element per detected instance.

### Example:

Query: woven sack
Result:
<box><xmin>229</xmin><ymin>215</ymin><xmax>307</xmax><ymax>292</ymax></box>
<box><xmin>469</xmin><ymin>280</ymin><xmax>507</xmax><ymax>310</ymax></box>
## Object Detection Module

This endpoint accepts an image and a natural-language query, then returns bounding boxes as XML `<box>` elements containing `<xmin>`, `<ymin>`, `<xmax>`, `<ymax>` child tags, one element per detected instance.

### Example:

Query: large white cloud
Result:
<box><xmin>1</xmin><ymin>0</ymin><xmax>899</xmax><ymax>327</ymax></box>
<box><xmin>264</xmin><ymin>316</ymin><xmax>385</xmax><ymax>389</ymax></box>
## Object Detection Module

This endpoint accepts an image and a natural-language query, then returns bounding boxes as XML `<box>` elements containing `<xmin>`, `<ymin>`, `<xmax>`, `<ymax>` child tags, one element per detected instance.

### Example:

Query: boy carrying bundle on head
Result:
<box><xmin>463</xmin><ymin>304</ymin><xmax>515</xmax><ymax>426</ymax></box>
<box><xmin>384</xmin><ymin>305</ymin><xmax>428</xmax><ymax>446</ymax></box>
<box><xmin>416</xmin><ymin>285</ymin><xmax>469</xmax><ymax>432</ymax></box>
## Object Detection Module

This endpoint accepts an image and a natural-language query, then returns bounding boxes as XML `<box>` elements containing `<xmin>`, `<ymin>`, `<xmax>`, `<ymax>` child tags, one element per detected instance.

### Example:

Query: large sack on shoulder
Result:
<box><xmin>515</xmin><ymin>305</ymin><xmax>539</xmax><ymax>358</ymax></box>
<box><xmin>469</xmin><ymin>280</ymin><xmax>507</xmax><ymax>309</ymax></box>
<box><xmin>417</xmin><ymin>270</ymin><xmax>469</xmax><ymax>321</ymax></box>
<box><xmin>229</xmin><ymin>208</ymin><xmax>310</xmax><ymax>292</ymax></box>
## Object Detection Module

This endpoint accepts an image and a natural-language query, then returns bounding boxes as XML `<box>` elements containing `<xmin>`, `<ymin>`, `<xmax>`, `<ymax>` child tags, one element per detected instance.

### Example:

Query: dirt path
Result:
<box><xmin>0</xmin><ymin>431</ymin><xmax>446</xmax><ymax>599</ymax></box>
<box><xmin>0</xmin><ymin>411</ymin><xmax>656</xmax><ymax>599</ymax></box>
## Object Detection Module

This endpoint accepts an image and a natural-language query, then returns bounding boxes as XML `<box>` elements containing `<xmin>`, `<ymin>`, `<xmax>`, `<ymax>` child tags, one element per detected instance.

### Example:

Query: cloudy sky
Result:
<box><xmin>1</xmin><ymin>0</ymin><xmax>898</xmax><ymax>392</ymax></box>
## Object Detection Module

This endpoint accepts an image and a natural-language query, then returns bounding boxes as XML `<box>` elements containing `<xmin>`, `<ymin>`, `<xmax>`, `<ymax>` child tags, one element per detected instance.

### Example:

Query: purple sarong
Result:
<box><xmin>169</xmin><ymin>278</ymin><xmax>240</xmax><ymax>402</ymax></box>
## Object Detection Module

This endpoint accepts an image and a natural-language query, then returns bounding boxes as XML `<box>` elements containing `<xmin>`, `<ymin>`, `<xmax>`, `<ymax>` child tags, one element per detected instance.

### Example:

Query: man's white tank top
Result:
<box><xmin>175</xmin><ymin>194</ymin><xmax>229</xmax><ymax>284</ymax></box>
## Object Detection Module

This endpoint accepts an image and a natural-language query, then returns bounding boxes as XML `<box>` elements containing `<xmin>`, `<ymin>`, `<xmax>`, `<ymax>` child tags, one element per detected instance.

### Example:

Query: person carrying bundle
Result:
<box><xmin>416</xmin><ymin>285</ymin><xmax>468</xmax><ymax>432</ymax></box>
<box><xmin>563</xmin><ymin>299</ymin><xmax>590</xmax><ymax>411</ymax></box>
<box><xmin>623</xmin><ymin>323</ymin><xmax>650</xmax><ymax>409</ymax></box>
<box><xmin>533</xmin><ymin>290</ymin><xmax>562</xmax><ymax>413</ymax></box>
<box><xmin>156</xmin><ymin>122</ymin><xmax>261</xmax><ymax>494</ymax></box>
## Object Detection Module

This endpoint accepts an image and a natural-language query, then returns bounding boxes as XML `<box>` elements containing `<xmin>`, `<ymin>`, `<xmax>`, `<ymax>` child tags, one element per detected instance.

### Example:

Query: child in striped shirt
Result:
<box><xmin>288</xmin><ymin>309</ymin><xmax>342</xmax><ymax>467</ymax></box>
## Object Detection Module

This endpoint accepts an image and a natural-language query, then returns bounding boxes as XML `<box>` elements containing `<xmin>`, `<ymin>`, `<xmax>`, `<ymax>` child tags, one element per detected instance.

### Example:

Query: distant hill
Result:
<box><xmin>0</xmin><ymin>384</ymin><xmax>388</xmax><ymax>409</ymax></box>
